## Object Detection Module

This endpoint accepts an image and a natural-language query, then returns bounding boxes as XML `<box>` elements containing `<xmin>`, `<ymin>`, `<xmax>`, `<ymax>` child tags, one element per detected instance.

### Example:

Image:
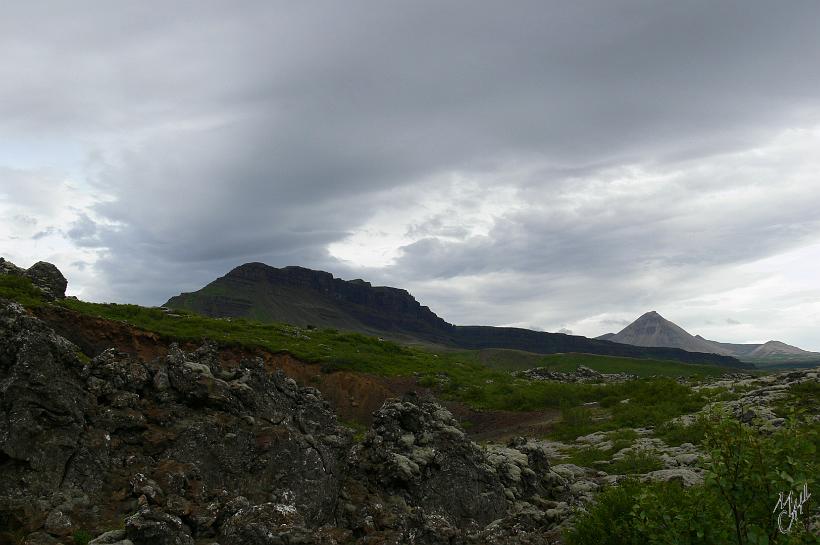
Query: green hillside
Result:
<box><xmin>1</xmin><ymin>274</ymin><xmax>730</xmax><ymax>419</ymax></box>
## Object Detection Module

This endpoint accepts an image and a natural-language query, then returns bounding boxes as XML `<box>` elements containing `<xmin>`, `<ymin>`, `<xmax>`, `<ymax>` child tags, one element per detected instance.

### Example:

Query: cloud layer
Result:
<box><xmin>2</xmin><ymin>1</ymin><xmax>819</xmax><ymax>349</ymax></box>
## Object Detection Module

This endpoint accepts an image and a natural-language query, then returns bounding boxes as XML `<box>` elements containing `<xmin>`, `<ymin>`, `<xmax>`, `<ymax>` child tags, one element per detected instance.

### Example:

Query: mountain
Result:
<box><xmin>601</xmin><ymin>312</ymin><xmax>819</xmax><ymax>363</ymax></box>
<box><xmin>747</xmin><ymin>340</ymin><xmax>816</xmax><ymax>358</ymax></box>
<box><xmin>600</xmin><ymin>311</ymin><xmax>734</xmax><ymax>355</ymax></box>
<box><xmin>165</xmin><ymin>263</ymin><xmax>749</xmax><ymax>368</ymax></box>
<box><xmin>165</xmin><ymin>262</ymin><xmax>456</xmax><ymax>344</ymax></box>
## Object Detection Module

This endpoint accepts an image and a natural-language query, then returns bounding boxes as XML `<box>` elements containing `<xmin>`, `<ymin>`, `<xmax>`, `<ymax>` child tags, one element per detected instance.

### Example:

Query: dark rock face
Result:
<box><xmin>0</xmin><ymin>299</ymin><xmax>349</xmax><ymax>542</ymax></box>
<box><xmin>125</xmin><ymin>507</ymin><xmax>193</xmax><ymax>545</ymax></box>
<box><xmin>355</xmin><ymin>397</ymin><xmax>509</xmax><ymax>525</ymax></box>
<box><xmin>0</xmin><ymin>258</ymin><xmax>68</xmax><ymax>300</ymax></box>
<box><xmin>335</xmin><ymin>398</ymin><xmax>569</xmax><ymax>543</ymax></box>
<box><xmin>0</xmin><ymin>299</ymin><xmax>572</xmax><ymax>544</ymax></box>
<box><xmin>24</xmin><ymin>262</ymin><xmax>68</xmax><ymax>300</ymax></box>
<box><xmin>166</xmin><ymin>262</ymin><xmax>456</xmax><ymax>343</ymax></box>
<box><xmin>516</xmin><ymin>365</ymin><xmax>637</xmax><ymax>383</ymax></box>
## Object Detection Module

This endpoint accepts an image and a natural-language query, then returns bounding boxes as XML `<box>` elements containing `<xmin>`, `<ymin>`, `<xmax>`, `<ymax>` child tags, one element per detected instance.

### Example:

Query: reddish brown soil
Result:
<box><xmin>33</xmin><ymin>305</ymin><xmax>558</xmax><ymax>441</ymax></box>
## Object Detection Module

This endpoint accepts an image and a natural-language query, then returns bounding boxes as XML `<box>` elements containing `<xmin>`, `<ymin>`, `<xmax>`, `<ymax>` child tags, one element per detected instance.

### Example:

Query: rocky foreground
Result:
<box><xmin>0</xmin><ymin>300</ymin><xmax>580</xmax><ymax>545</ymax></box>
<box><xmin>2</xmin><ymin>296</ymin><xmax>818</xmax><ymax>544</ymax></box>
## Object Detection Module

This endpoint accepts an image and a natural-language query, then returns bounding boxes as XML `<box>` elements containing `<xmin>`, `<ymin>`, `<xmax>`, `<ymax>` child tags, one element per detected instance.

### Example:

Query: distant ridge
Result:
<box><xmin>165</xmin><ymin>263</ymin><xmax>749</xmax><ymax>368</ymax></box>
<box><xmin>600</xmin><ymin>311</ymin><xmax>819</xmax><ymax>363</ymax></box>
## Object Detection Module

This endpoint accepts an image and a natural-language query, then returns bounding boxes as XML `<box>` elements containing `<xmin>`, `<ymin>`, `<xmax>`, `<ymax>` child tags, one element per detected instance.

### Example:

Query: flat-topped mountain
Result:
<box><xmin>165</xmin><ymin>262</ymin><xmax>456</xmax><ymax>343</ymax></box>
<box><xmin>600</xmin><ymin>311</ymin><xmax>819</xmax><ymax>363</ymax></box>
<box><xmin>165</xmin><ymin>263</ymin><xmax>748</xmax><ymax>367</ymax></box>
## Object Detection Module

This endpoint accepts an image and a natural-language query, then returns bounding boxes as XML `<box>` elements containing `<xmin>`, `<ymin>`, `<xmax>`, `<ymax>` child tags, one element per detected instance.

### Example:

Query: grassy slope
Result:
<box><xmin>1</xmin><ymin>275</ymin><xmax>727</xmax><ymax>431</ymax></box>
<box><xmin>479</xmin><ymin>349</ymin><xmax>726</xmax><ymax>377</ymax></box>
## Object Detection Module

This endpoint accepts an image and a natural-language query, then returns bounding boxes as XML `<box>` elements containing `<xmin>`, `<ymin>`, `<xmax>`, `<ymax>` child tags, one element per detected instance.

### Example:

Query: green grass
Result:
<box><xmin>656</xmin><ymin>413</ymin><xmax>713</xmax><ymax>446</ymax></box>
<box><xmin>73</xmin><ymin>530</ymin><xmax>92</xmax><ymax>545</ymax></box>
<box><xmin>536</xmin><ymin>353</ymin><xmax>727</xmax><ymax>377</ymax></box>
<box><xmin>0</xmin><ymin>275</ymin><xmax>46</xmax><ymax>307</ymax></box>
<box><xmin>773</xmin><ymin>381</ymin><xmax>820</xmax><ymax>419</ymax></box>
<box><xmin>0</xmin><ymin>279</ymin><xmax>715</xmax><ymax>425</ymax></box>
<box><xmin>551</xmin><ymin>378</ymin><xmax>709</xmax><ymax>440</ymax></box>
<box><xmin>607</xmin><ymin>450</ymin><xmax>664</xmax><ymax>475</ymax></box>
<box><xmin>565</xmin><ymin>415</ymin><xmax>818</xmax><ymax>544</ymax></box>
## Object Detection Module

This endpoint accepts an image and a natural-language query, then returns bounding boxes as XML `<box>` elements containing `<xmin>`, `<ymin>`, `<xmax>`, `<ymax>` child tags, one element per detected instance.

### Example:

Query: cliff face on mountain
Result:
<box><xmin>166</xmin><ymin>264</ymin><xmax>748</xmax><ymax>368</ymax></box>
<box><xmin>165</xmin><ymin>263</ymin><xmax>455</xmax><ymax>343</ymax></box>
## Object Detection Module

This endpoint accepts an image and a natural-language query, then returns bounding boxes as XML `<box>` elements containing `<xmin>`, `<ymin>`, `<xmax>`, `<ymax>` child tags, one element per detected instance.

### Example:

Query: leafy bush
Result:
<box><xmin>656</xmin><ymin>413</ymin><xmax>713</xmax><ymax>446</ymax></box>
<box><xmin>565</xmin><ymin>413</ymin><xmax>818</xmax><ymax>544</ymax></box>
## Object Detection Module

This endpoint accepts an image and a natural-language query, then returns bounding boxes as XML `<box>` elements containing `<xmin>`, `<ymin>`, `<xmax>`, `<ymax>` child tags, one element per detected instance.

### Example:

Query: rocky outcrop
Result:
<box><xmin>0</xmin><ymin>299</ymin><xmax>350</xmax><ymax>543</ymax></box>
<box><xmin>0</xmin><ymin>299</ymin><xmax>574</xmax><ymax>545</ymax></box>
<box><xmin>333</xmin><ymin>398</ymin><xmax>570</xmax><ymax>543</ymax></box>
<box><xmin>516</xmin><ymin>365</ymin><xmax>637</xmax><ymax>383</ymax></box>
<box><xmin>0</xmin><ymin>257</ymin><xmax>67</xmax><ymax>299</ymax></box>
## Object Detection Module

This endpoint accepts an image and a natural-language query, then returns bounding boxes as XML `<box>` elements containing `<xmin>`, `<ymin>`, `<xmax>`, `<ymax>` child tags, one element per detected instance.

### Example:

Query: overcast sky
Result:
<box><xmin>2</xmin><ymin>1</ymin><xmax>820</xmax><ymax>349</ymax></box>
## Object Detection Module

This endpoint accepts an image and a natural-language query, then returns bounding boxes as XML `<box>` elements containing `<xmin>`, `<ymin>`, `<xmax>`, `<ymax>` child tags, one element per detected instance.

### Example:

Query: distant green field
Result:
<box><xmin>536</xmin><ymin>353</ymin><xmax>727</xmax><ymax>377</ymax></box>
<box><xmin>742</xmin><ymin>356</ymin><xmax>820</xmax><ymax>369</ymax></box>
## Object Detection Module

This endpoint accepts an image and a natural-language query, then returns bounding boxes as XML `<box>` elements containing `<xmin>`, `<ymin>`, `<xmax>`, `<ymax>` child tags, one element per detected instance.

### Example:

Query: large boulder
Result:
<box><xmin>125</xmin><ymin>506</ymin><xmax>194</xmax><ymax>545</ymax></box>
<box><xmin>0</xmin><ymin>257</ymin><xmax>68</xmax><ymax>299</ymax></box>
<box><xmin>355</xmin><ymin>396</ymin><xmax>510</xmax><ymax>526</ymax></box>
<box><xmin>24</xmin><ymin>261</ymin><xmax>68</xmax><ymax>299</ymax></box>
<box><xmin>340</xmin><ymin>396</ymin><xmax>569</xmax><ymax>543</ymax></box>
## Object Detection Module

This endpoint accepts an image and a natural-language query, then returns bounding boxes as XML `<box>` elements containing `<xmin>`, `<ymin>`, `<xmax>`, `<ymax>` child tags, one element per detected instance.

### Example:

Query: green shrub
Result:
<box><xmin>608</xmin><ymin>449</ymin><xmax>664</xmax><ymax>475</ymax></box>
<box><xmin>73</xmin><ymin>530</ymin><xmax>92</xmax><ymax>545</ymax></box>
<box><xmin>566</xmin><ymin>446</ymin><xmax>611</xmax><ymax>467</ymax></box>
<box><xmin>565</xmin><ymin>413</ymin><xmax>818</xmax><ymax>544</ymax></box>
<box><xmin>565</xmin><ymin>479</ymin><xmax>649</xmax><ymax>545</ymax></box>
<box><xmin>656</xmin><ymin>413</ymin><xmax>712</xmax><ymax>446</ymax></box>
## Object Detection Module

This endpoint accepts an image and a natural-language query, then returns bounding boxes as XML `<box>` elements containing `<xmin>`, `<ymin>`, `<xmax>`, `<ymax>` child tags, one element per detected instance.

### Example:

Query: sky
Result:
<box><xmin>2</xmin><ymin>1</ymin><xmax>820</xmax><ymax>350</ymax></box>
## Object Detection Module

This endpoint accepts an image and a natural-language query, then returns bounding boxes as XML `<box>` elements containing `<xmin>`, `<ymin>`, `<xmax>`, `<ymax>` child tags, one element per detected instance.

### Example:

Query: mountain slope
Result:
<box><xmin>165</xmin><ymin>263</ymin><xmax>749</xmax><ymax>368</ymax></box>
<box><xmin>604</xmin><ymin>311</ymin><xmax>734</xmax><ymax>355</ymax></box>
<box><xmin>165</xmin><ymin>262</ymin><xmax>455</xmax><ymax>344</ymax></box>
<box><xmin>748</xmin><ymin>340</ymin><xmax>818</xmax><ymax>358</ymax></box>
<box><xmin>603</xmin><ymin>312</ymin><xmax>819</xmax><ymax>363</ymax></box>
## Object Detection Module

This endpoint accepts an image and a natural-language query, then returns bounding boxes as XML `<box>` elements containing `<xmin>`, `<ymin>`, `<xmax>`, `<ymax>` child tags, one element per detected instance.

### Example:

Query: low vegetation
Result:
<box><xmin>1</xmin><ymin>277</ymin><xmax>726</xmax><ymax>430</ymax></box>
<box><xmin>566</xmin><ymin>414</ymin><xmax>818</xmax><ymax>544</ymax></box>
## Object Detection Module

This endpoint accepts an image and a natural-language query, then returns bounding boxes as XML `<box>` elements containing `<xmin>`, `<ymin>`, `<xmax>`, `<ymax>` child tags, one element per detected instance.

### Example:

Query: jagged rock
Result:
<box><xmin>516</xmin><ymin>366</ymin><xmax>636</xmax><ymax>383</ymax></box>
<box><xmin>43</xmin><ymin>509</ymin><xmax>73</xmax><ymax>536</ymax></box>
<box><xmin>0</xmin><ymin>256</ymin><xmax>25</xmax><ymax>276</ymax></box>
<box><xmin>24</xmin><ymin>261</ymin><xmax>68</xmax><ymax>300</ymax></box>
<box><xmin>219</xmin><ymin>502</ymin><xmax>309</xmax><ymax>545</ymax></box>
<box><xmin>642</xmin><ymin>468</ymin><xmax>704</xmax><ymax>487</ymax></box>
<box><xmin>125</xmin><ymin>506</ymin><xmax>194</xmax><ymax>545</ymax></box>
<box><xmin>88</xmin><ymin>529</ymin><xmax>134</xmax><ymax>545</ymax></box>
<box><xmin>0</xmin><ymin>301</ymin><xmax>91</xmax><ymax>516</ymax></box>
<box><xmin>0</xmin><ymin>258</ymin><xmax>68</xmax><ymax>299</ymax></box>
<box><xmin>0</xmin><ymin>299</ymin><xmax>349</xmax><ymax>538</ymax></box>
<box><xmin>23</xmin><ymin>532</ymin><xmax>60</xmax><ymax>545</ymax></box>
<box><xmin>354</xmin><ymin>396</ymin><xmax>510</xmax><ymax>526</ymax></box>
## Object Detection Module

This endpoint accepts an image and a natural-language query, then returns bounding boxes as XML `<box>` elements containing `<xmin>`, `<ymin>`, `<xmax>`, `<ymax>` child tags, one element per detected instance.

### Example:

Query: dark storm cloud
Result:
<box><xmin>2</xmin><ymin>0</ymin><xmax>820</xmax><ymax>313</ymax></box>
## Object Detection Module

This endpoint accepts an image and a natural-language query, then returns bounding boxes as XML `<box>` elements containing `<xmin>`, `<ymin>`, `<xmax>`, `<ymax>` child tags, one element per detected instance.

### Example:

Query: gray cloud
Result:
<box><xmin>2</xmin><ymin>2</ymin><xmax>820</xmax><ymax>348</ymax></box>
